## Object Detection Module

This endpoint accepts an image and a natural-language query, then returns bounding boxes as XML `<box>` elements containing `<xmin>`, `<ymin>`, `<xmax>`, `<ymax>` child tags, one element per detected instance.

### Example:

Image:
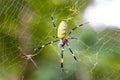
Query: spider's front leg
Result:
<box><xmin>68</xmin><ymin>22</ymin><xmax>89</xmax><ymax>35</ymax></box>
<box><xmin>66</xmin><ymin>43</ymin><xmax>78</xmax><ymax>62</ymax></box>
<box><xmin>51</xmin><ymin>16</ymin><xmax>56</xmax><ymax>28</ymax></box>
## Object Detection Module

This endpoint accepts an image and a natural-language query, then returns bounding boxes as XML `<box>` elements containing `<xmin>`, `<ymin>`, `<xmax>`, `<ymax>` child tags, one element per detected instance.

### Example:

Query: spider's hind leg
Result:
<box><xmin>66</xmin><ymin>43</ymin><xmax>78</xmax><ymax>62</ymax></box>
<box><xmin>61</xmin><ymin>47</ymin><xmax>65</xmax><ymax>72</ymax></box>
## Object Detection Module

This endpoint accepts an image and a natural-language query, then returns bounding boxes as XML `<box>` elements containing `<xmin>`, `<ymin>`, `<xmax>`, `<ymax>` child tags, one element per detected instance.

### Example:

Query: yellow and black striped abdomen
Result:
<box><xmin>57</xmin><ymin>21</ymin><xmax>68</xmax><ymax>39</ymax></box>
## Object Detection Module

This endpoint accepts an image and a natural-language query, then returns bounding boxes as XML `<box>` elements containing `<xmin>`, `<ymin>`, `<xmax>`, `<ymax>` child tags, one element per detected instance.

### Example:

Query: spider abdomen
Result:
<box><xmin>57</xmin><ymin>21</ymin><xmax>68</xmax><ymax>39</ymax></box>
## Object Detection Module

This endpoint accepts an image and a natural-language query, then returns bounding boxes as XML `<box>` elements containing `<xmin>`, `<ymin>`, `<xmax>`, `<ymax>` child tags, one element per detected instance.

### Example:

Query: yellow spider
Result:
<box><xmin>33</xmin><ymin>16</ymin><xmax>87</xmax><ymax>71</ymax></box>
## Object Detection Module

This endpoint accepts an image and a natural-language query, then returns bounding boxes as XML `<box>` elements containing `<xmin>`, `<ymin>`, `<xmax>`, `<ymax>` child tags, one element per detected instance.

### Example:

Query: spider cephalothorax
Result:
<box><xmin>59</xmin><ymin>38</ymin><xmax>68</xmax><ymax>47</ymax></box>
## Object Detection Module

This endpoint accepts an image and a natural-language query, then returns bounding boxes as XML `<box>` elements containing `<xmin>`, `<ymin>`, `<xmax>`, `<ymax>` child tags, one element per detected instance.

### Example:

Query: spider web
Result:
<box><xmin>1</xmin><ymin>0</ymin><xmax>120</xmax><ymax>80</ymax></box>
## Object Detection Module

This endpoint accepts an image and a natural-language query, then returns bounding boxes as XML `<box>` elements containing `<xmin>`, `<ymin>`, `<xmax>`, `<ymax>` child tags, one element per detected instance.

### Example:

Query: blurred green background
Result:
<box><xmin>1</xmin><ymin>0</ymin><xmax>120</xmax><ymax>80</ymax></box>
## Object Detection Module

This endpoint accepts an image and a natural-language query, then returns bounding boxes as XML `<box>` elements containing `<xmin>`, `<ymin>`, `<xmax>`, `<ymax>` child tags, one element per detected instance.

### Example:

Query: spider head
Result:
<box><xmin>59</xmin><ymin>38</ymin><xmax>68</xmax><ymax>47</ymax></box>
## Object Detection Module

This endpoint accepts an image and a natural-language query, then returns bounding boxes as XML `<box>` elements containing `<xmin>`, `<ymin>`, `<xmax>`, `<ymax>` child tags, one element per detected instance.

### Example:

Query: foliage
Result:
<box><xmin>0</xmin><ymin>0</ymin><xmax>120</xmax><ymax>80</ymax></box>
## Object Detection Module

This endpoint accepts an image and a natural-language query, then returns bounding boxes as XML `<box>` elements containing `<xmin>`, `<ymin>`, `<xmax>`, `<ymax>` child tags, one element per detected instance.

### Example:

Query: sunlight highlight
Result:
<box><xmin>84</xmin><ymin>0</ymin><xmax>120</xmax><ymax>31</ymax></box>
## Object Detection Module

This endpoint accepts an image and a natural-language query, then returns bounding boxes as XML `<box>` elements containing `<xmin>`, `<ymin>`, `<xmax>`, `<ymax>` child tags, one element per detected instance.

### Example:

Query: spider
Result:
<box><xmin>31</xmin><ymin>16</ymin><xmax>88</xmax><ymax>71</ymax></box>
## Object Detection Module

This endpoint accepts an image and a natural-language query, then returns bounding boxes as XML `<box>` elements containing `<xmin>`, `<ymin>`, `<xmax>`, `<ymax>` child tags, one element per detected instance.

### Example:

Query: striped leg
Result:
<box><xmin>29</xmin><ymin>39</ymin><xmax>59</xmax><ymax>69</ymax></box>
<box><xmin>51</xmin><ymin>16</ymin><xmax>57</xmax><ymax>30</ymax></box>
<box><xmin>61</xmin><ymin>47</ymin><xmax>64</xmax><ymax>72</ymax></box>
<box><xmin>68</xmin><ymin>37</ymin><xmax>78</xmax><ymax>40</ymax></box>
<box><xmin>33</xmin><ymin>39</ymin><xmax>59</xmax><ymax>54</ymax></box>
<box><xmin>51</xmin><ymin>8</ymin><xmax>57</xmax><ymax>28</ymax></box>
<box><xmin>66</xmin><ymin>43</ymin><xmax>78</xmax><ymax>61</ymax></box>
<box><xmin>68</xmin><ymin>22</ymin><xmax>89</xmax><ymax>35</ymax></box>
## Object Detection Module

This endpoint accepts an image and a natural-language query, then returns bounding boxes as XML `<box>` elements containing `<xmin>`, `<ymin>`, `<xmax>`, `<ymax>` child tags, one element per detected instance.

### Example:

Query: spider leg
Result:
<box><xmin>21</xmin><ymin>39</ymin><xmax>59</xmax><ymax>69</ymax></box>
<box><xmin>51</xmin><ymin>8</ymin><xmax>57</xmax><ymax>28</ymax></box>
<box><xmin>61</xmin><ymin>47</ymin><xmax>64</xmax><ymax>72</ymax></box>
<box><xmin>51</xmin><ymin>16</ymin><xmax>58</xmax><ymax>38</ymax></box>
<box><xmin>68</xmin><ymin>22</ymin><xmax>89</xmax><ymax>35</ymax></box>
<box><xmin>66</xmin><ymin>43</ymin><xmax>78</xmax><ymax>61</ymax></box>
<box><xmin>51</xmin><ymin>36</ymin><xmax>58</xmax><ymax>39</ymax></box>
<box><xmin>51</xmin><ymin>16</ymin><xmax>56</xmax><ymax>27</ymax></box>
<box><xmin>51</xmin><ymin>16</ymin><xmax>57</xmax><ymax>31</ymax></box>
<box><xmin>29</xmin><ymin>39</ymin><xmax>59</xmax><ymax>68</ymax></box>
<box><xmin>68</xmin><ymin>37</ymin><xmax>78</xmax><ymax>40</ymax></box>
<box><xmin>33</xmin><ymin>39</ymin><xmax>59</xmax><ymax>54</ymax></box>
